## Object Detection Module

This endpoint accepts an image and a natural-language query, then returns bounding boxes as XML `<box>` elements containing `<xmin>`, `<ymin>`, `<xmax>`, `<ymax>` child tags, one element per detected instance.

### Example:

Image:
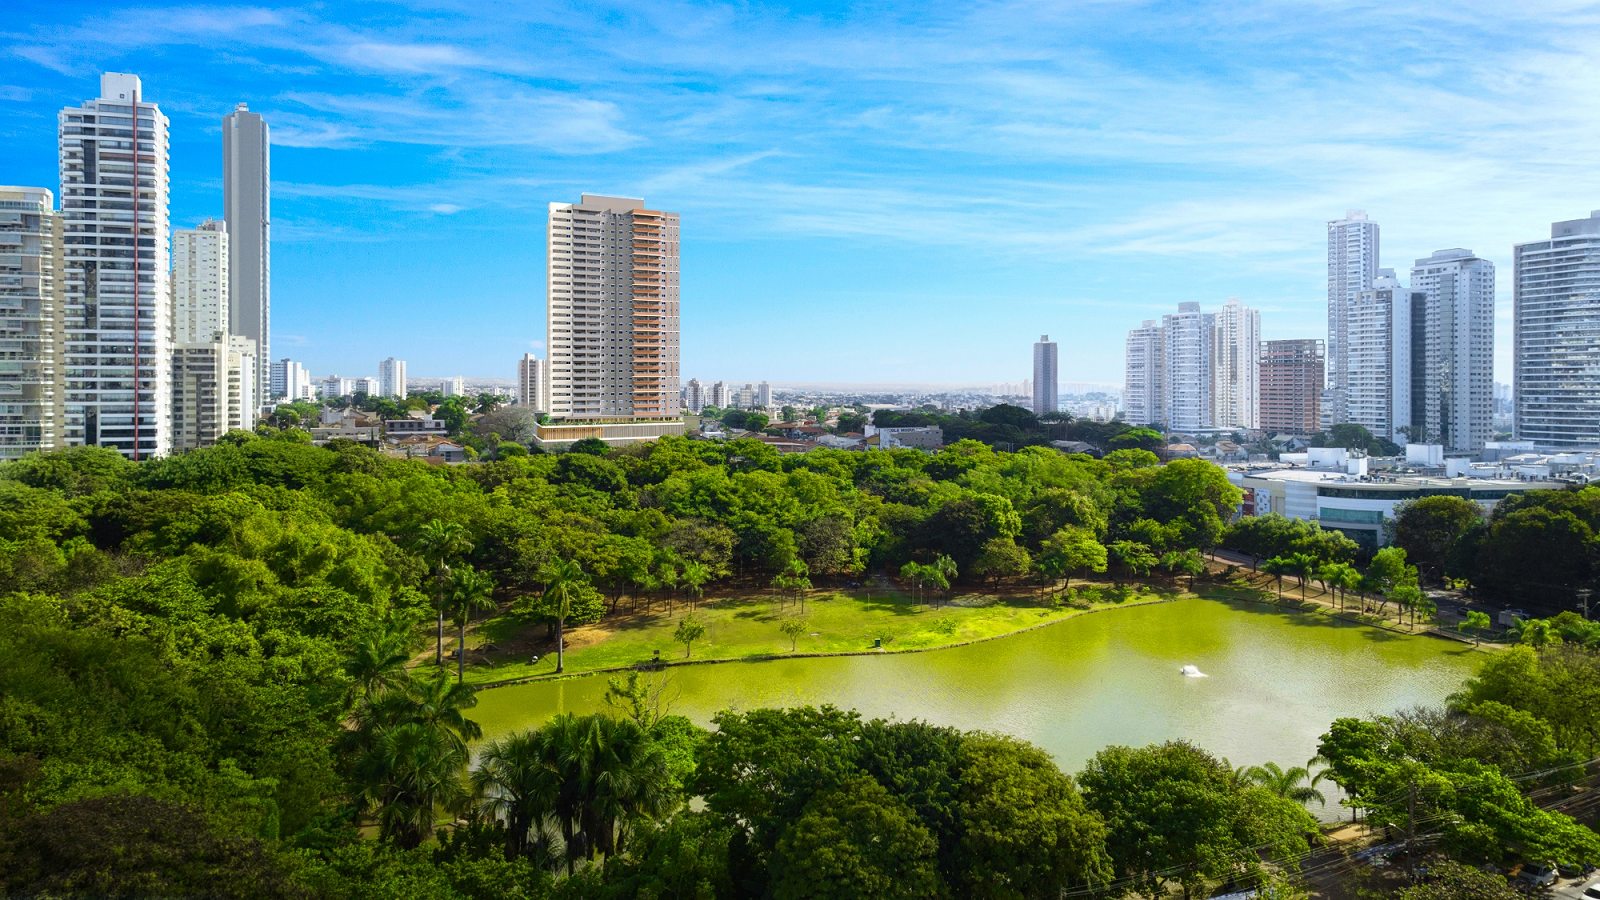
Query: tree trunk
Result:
<box><xmin>458</xmin><ymin>619</ymin><xmax>467</xmax><ymax>683</ymax></box>
<box><xmin>436</xmin><ymin>575</ymin><xmax>446</xmax><ymax>665</ymax></box>
<box><xmin>556</xmin><ymin>618</ymin><xmax>565</xmax><ymax>673</ymax></box>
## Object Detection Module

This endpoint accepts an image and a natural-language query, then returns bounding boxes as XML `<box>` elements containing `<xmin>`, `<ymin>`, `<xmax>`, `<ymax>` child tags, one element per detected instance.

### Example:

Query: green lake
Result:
<box><xmin>474</xmin><ymin>597</ymin><xmax>1481</xmax><ymax>817</ymax></box>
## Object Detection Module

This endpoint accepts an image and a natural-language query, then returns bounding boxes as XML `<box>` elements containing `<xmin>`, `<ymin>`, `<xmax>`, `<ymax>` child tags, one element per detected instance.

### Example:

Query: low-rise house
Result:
<box><xmin>385</xmin><ymin>414</ymin><xmax>449</xmax><ymax>436</ymax></box>
<box><xmin>430</xmin><ymin>441</ymin><xmax>467</xmax><ymax>463</ymax></box>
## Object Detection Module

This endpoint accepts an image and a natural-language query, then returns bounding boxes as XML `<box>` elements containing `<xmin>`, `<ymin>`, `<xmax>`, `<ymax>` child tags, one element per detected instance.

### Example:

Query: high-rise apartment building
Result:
<box><xmin>683</xmin><ymin>377</ymin><xmax>705</xmax><ymax>413</ymax></box>
<box><xmin>1346</xmin><ymin>270</ymin><xmax>1419</xmax><ymax>441</ymax></box>
<box><xmin>735</xmin><ymin>383</ymin><xmax>756</xmax><ymax>409</ymax></box>
<box><xmin>0</xmin><ymin>187</ymin><xmax>64</xmax><ymax>459</ymax></box>
<box><xmin>171</xmin><ymin>334</ymin><xmax>255</xmax><ymax>451</ymax></box>
<box><xmin>517</xmin><ymin>353</ymin><xmax>550</xmax><ymax>412</ymax></box>
<box><xmin>1326</xmin><ymin>210</ymin><xmax>1380</xmax><ymax>427</ymax></box>
<box><xmin>1409</xmin><ymin>249</ymin><xmax>1495</xmax><ymax>453</ymax></box>
<box><xmin>756</xmin><ymin>381</ymin><xmax>771</xmax><ymax>409</ymax></box>
<box><xmin>270</xmin><ymin>358</ymin><xmax>311</xmax><ymax>401</ymax></box>
<box><xmin>1259</xmin><ymin>339</ymin><xmax>1324</xmax><ymax>435</ymax></box>
<box><xmin>1124</xmin><ymin>320</ymin><xmax>1165</xmax><ymax>427</ymax></box>
<box><xmin>710</xmin><ymin>380</ymin><xmax>729</xmax><ymax>409</ymax></box>
<box><xmin>223</xmin><ymin>103</ymin><xmax>269</xmax><ymax>411</ymax></box>
<box><xmin>58</xmin><ymin>73</ymin><xmax>173</xmax><ymax>459</ymax></box>
<box><xmin>1032</xmin><ymin>335</ymin><xmax>1058</xmax><ymax>415</ymax></box>
<box><xmin>442</xmin><ymin>375</ymin><xmax>465</xmax><ymax>397</ymax></box>
<box><xmin>1514</xmin><ymin>210</ymin><xmax>1600</xmax><ymax>448</ymax></box>
<box><xmin>546</xmin><ymin>195</ymin><xmax>680</xmax><ymax>420</ymax></box>
<box><xmin>1163</xmin><ymin>303</ymin><xmax>1214</xmax><ymax>432</ymax></box>
<box><xmin>1212</xmin><ymin>298</ymin><xmax>1259</xmax><ymax>430</ymax></box>
<box><xmin>172</xmin><ymin>219</ymin><xmax>227</xmax><ymax>343</ymax></box>
<box><xmin>378</xmin><ymin>357</ymin><xmax>407</xmax><ymax>400</ymax></box>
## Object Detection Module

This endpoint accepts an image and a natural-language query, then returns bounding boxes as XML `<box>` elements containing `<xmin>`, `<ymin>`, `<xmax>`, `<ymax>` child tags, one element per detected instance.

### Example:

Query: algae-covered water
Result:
<box><xmin>474</xmin><ymin>597</ymin><xmax>1481</xmax><ymax>814</ymax></box>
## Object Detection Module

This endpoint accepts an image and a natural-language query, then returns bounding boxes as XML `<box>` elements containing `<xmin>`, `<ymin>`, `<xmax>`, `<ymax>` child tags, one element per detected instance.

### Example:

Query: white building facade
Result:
<box><xmin>1514</xmin><ymin>211</ymin><xmax>1600</xmax><ymax>448</ymax></box>
<box><xmin>58</xmin><ymin>73</ymin><xmax>173</xmax><ymax>458</ymax></box>
<box><xmin>683</xmin><ymin>377</ymin><xmax>705</xmax><ymax>412</ymax></box>
<box><xmin>1163</xmin><ymin>302</ymin><xmax>1214</xmax><ymax>432</ymax></box>
<box><xmin>1212</xmin><ymin>298</ymin><xmax>1259</xmax><ymax>430</ymax></box>
<box><xmin>378</xmin><ymin>357</ymin><xmax>406</xmax><ymax>400</ymax></box>
<box><xmin>1345</xmin><ymin>270</ymin><xmax>1417</xmax><ymax>442</ymax></box>
<box><xmin>1410</xmin><ymin>249</ymin><xmax>1495</xmax><ymax>453</ymax></box>
<box><xmin>546</xmin><ymin>194</ymin><xmax>679</xmax><ymax>421</ymax></box>
<box><xmin>516</xmin><ymin>353</ymin><xmax>550</xmax><ymax>412</ymax></box>
<box><xmin>172</xmin><ymin>219</ymin><xmax>227</xmax><ymax>344</ymax></box>
<box><xmin>1124</xmin><ymin>320</ymin><xmax>1165</xmax><ymax>427</ymax></box>
<box><xmin>0</xmin><ymin>187</ymin><xmax>64</xmax><ymax>459</ymax></box>
<box><xmin>1326</xmin><ymin>210</ymin><xmax>1380</xmax><ymax>427</ymax></box>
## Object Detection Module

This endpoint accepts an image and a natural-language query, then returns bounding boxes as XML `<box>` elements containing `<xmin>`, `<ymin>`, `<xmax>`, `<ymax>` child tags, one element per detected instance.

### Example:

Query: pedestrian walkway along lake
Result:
<box><xmin>475</xmin><ymin>596</ymin><xmax>1481</xmax><ymax>818</ymax></box>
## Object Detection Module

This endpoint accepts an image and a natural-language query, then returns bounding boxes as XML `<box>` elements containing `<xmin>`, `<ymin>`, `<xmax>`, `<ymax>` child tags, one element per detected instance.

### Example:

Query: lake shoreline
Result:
<box><xmin>473</xmin><ymin>583</ymin><xmax>1490</xmax><ymax>692</ymax></box>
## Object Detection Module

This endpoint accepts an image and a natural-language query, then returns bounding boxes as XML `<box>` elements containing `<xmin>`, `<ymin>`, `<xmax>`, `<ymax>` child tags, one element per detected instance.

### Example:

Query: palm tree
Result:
<box><xmin>1260</xmin><ymin>557</ymin><xmax>1287</xmax><ymax>600</ymax></box>
<box><xmin>1243</xmin><ymin>761</ymin><xmax>1326</xmax><ymax>808</ymax></box>
<box><xmin>358</xmin><ymin>672</ymin><xmax>484</xmax><ymax>756</ymax></box>
<box><xmin>351</xmin><ymin>719</ymin><xmax>470</xmax><ymax>849</ymax></box>
<box><xmin>1287</xmin><ymin>553</ymin><xmax>1318</xmax><ymax>601</ymax></box>
<box><xmin>681</xmin><ymin>561</ymin><xmax>710</xmax><ymax>610</ymax></box>
<box><xmin>539</xmin><ymin>713</ymin><xmax>674</xmax><ymax>868</ymax></box>
<box><xmin>472</xmin><ymin>730</ymin><xmax>561</xmax><ymax>861</ymax></box>
<box><xmin>415</xmin><ymin>519</ymin><xmax>473</xmax><ymax>667</ymax></box>
<box><xmin>542</xmin><ymin>558</ymin><xmax>589</xmax><ymax>673</ymax></box>
<box><xmin>448</xmin><ymin>567</ymin><xmax>497</xmax><ymax>683</ymax></box>
<box><xmin>345</xmin><ymin>622</ymin><xmax>412</xmax><ymax>701</ymax></box>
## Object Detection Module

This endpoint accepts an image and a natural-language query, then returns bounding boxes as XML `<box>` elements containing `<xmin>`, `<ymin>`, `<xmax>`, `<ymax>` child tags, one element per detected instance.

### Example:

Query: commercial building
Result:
<box><xmin>1409</xmin><ymin>249</ymin><xmax>1495</xmax><ymax>453</ymax></box>
<box><xmin>1227</xmin><ymin>449</ymin><xmax>1540</xmax><ymax>553</ymax></box>
<box><xmin>1514</xmin><ymin>210</ymin><xmax>1600</xmax><ymax>448</ymax></box>
<box><xmin>516</xmin><ymin>353</ymin><xmax>549</xmax><ymax>412</ymax></box>
<box><xmin>1124</xmin><ymin>320</ymin><xmax>1165</xmax><ymax>426</ymax></box>
<box><xmin>0</xmin><ymin>187</ymin><xmax>64</xmax><ymax>459</ymax></box>
<box><xmin>58</xmin><ymin>72</ymin><xmax>173</xmax><ymax>458</ymax></box>
<box><xmin>1032</xmin><ymin>335</ymin><xmax>1058</xmax><ymax>415</ymax></box>
<box><xmin>171</xmin><ymin>334</ymin><xmax>255</xmax><ymax>451</ymax></box>
<box><xmin>546</xmin><ymin>194</ymin><xmax>681</xmax><ymax>423</ymax></box>
<box><xmin>222</xmin><ymin>103</ymin><xmax>269</xmax><ymax>412</ymax></box>
<box><xmin>1212</xmin><ymin>298</ymin><xmax>1259</xmax><ymax>430</ymax></box>
<box><xmin>172</xmin><ymin>219</ymin><xmax>227</xmax><ymax>343</ymax></box>
<box><xmin>378</xmin><ymin>357</ymin><xmax>406</xmax><ymax>400</ymax></box>
<box><xmin>270</xmin><ymin>358</ymin><xmax>311</xmax><ymax>401</ymax></box>
<box><xmin>1326</xmin><ymin>210</ymin><xmax>1380</xmax><ymax>427</ymax></box>
<box><xmin>1258</xmin><ymin>339</ymin><xmax>1323</xmax><ymax>435</ymax></box>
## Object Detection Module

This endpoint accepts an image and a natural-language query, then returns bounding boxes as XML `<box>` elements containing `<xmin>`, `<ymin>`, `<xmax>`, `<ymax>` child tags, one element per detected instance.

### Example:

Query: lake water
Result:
<box><xmin>473</xmin><ymin>597</ymin><xmax>1481</xmax><ymax>817</ymax></box>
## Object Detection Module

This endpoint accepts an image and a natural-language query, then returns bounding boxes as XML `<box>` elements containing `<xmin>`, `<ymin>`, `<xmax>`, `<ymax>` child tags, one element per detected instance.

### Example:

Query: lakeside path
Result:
<box><xmin>454</xmin><ymin>565</ymin><xmax>1495</xmax><ymax>691</ymax></box>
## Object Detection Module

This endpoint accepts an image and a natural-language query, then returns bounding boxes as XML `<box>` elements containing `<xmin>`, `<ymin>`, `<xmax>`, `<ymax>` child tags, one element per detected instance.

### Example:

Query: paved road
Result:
<box><xmin>1551</xmin><ymin>877</ymin><xmax>1600</xmax><ymax>899</ymax></box>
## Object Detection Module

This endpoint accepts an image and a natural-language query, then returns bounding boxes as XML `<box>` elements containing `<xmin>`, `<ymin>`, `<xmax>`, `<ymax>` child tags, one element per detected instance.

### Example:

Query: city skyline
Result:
<box><xmin>3</xmin><ymin>3</ymin><xmax>1591</xmax><ymax>383</ymax></box>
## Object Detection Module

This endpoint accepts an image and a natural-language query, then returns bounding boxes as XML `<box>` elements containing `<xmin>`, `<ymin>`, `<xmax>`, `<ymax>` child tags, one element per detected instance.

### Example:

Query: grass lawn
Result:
<box><xmin>453</xmin><ymin>581</ymin><xmax>1178</xmax><ymax>685</ymax></box>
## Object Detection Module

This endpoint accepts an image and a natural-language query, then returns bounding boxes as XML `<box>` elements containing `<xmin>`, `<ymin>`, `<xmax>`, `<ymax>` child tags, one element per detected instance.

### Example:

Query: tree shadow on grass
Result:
<box><xmin>1197</xmin><ymin>592</ymin><xmax>1417</xmax><ymax>643</ymax></box>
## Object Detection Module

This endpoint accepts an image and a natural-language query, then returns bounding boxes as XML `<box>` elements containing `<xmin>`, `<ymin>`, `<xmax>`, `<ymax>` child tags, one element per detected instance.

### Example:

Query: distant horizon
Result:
<box><xmin>4</xmin><ymin>2</ymin><xmax>1581</xmax><ymax>383</ymax></box>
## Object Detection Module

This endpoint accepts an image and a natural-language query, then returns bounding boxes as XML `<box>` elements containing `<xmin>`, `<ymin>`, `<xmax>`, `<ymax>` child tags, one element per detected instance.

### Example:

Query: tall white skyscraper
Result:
<box><xmin>1346</xmin><ymin>270</ymin><xmax>1418</xmax><ymax>441</ymax></box>
<box><xmin>442</xmin><ymin>375</ymin><xmax>465</xmax><ymax>397</ymax></box>
<box><xmin>0</xmin><ymin>187</ymin><xmax>64</xmax><ymax>459</ymax></box>
<box><xmin>1410</xmin><ymin>248</ymin><xmax>1494</xmax><ymax>453</ymax></box>
<box><xmin>1124</xmin><ymin>320</ymin><xmax>1165</xmax><ymax>427</ymax></box>
<box><xmin>58</xmin><ymin>73</ymin><xmax>172</xmax><ymax>459</ymax></box>
<box><xmin>1514</xmin><ymin>211</ymin><xmax>1600</xmax><ymax>448</ymax></box>
<box><xmin>172</xmin><ymin>219</ymin><xmax>227</xmax><ymax>344</ymax></box>
<box><xmin>710</xmin><ymin>380</ymin><xmax>729</xmax><ymax>409</ymax></box>
<box><xmin>1326</xmin><ymin>210</ymin><xmax>1380</xmax><ymax>426</ymax></box>
<box><xmin>517</xmin><ymin>353</ymin><xmax>549</xmax><ymax>412</ymax></box>
<box><xmin>223</xmin><ymin>103</ymin><xmax>269</xmax><ymax>411</ymax></box>
<box><xmin>378</xmin><ymin>357</ymin><xmax>407</xmax><ymax>400</ymax></box>
<box><xmin>546</xmin><ymin>195</ymin><xmax>680</xmax><ymax>421</ymax></box>
<box><xmin>756</xmin><ymin>380</ymin><xmax>772</xmax><ymax>408</ymax></box>
<box><xmin>1163</xmin><ymin>302</ymin><xmax>1214</xmax><ymax>432</ymax></box>
<box><xmin>1211</xmin><ymin>298</ymin><xmax>1260</xmax><ymax>429</ymax></box>
<box><xmin>1032</xmin><ymin>335</ymin><xmax>1059</xmax><ymax>415</ymax></box>
<box><xmin>270</xmin><ymin>358</ymin><xmax>311</xmax><ymax>401</ymax></box>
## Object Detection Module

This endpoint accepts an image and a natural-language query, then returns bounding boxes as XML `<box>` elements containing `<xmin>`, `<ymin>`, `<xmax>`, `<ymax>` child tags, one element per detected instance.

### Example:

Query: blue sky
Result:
<box><xmin>3</xmin><ymin>1</ymin><xmax>1595</xmax><ymax>385</ymax></box>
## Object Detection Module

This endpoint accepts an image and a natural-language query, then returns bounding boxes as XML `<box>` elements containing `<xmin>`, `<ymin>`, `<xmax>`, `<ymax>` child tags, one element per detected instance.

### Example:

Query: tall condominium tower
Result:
<box><xmin>1259</xmin><ymin>339</ymin><xmax>1324</xmax><ymax>435</ymax></box>
<box><xmin>171</xmin><ymin>335</ymin><xmax>255</xmax><ymax>451</ymax></box>
<box><xmin>516</xmin><ymin>353</ymin><xmax>549</xmax><ymax>412</ymax></box>
<box><xmin>172</xmin><ymin>219</ymin><xmax>227</xmax><ymax>343</ymax></box>
<box><xmin>223</xmin><ymin>103</ymin><xmax>269</xmax><ymax>411</ymax></box>
<box><xmin>1346</xmin><ymin>270</ymin><xmax>1419</xmax><ymax>442</ymax></box>
<box><xmin>269</xmin><ymin>358</ymin><xmax>311</xmax><ymax>401</ymax></box>
<box><xmin>1410</xmin><ymin>249</ymin><xmax>1495</xmax><ymax>453</ymax></box>
<box><xmin>1514</xmin><ymin>210</ymin><xmax>1600</xmax><ymax>448</ymax></box>
<box><xmin>58</xmin><ymin>73</ymin><xmax>172</xmax><ymax>459</ymax></box>
<box><xmin>1032</xmin><ymin>335</ymin><xmax>1058</xmax><ymax>415</ymax></box>
<box><xmin>1326</xmin><ymin>210</ymin><xmax>1380</xmax><ymax>426</ymax></box>
<box><xmin>1163</xmin><ymin>302</ymin><xmax>1214</xmax><ymax>432</ymax></box>
<box><xmin>378</xmin><ymin>357</ymin><xmax>407</xmax><ymax>400</ymax></box>
<box><xmin>0</xmin><ymin>187</ymin><xmax>64</xmax><ymax>459</ymax></box>
<box><xmin>546</xmin><ymin>195</ymin><xmax>680</xmax><ymax>420</ymax></box>
<box><xmin>683</xmin><ymin>377</ymin><xmax>705</xmax><ymax>413</ymax></box>
<box><xmin>1212</xmin><ymin>298</ymin><xmax>1260</xmax><ymax>430</ymax></box>
<box><xmin>756</xmin><ymin>381</ymin><xmax>772</xmax><ymax>408</ymax></box>
<box><xmin>709</xmin><ymin>380</ymin><xmax>729</xmax><ymax>409</ymax></box>
<box><xmin>1124</xmin><ymin>320</ymin><xmax>1165</xmax><ymax>427</ymax></box>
